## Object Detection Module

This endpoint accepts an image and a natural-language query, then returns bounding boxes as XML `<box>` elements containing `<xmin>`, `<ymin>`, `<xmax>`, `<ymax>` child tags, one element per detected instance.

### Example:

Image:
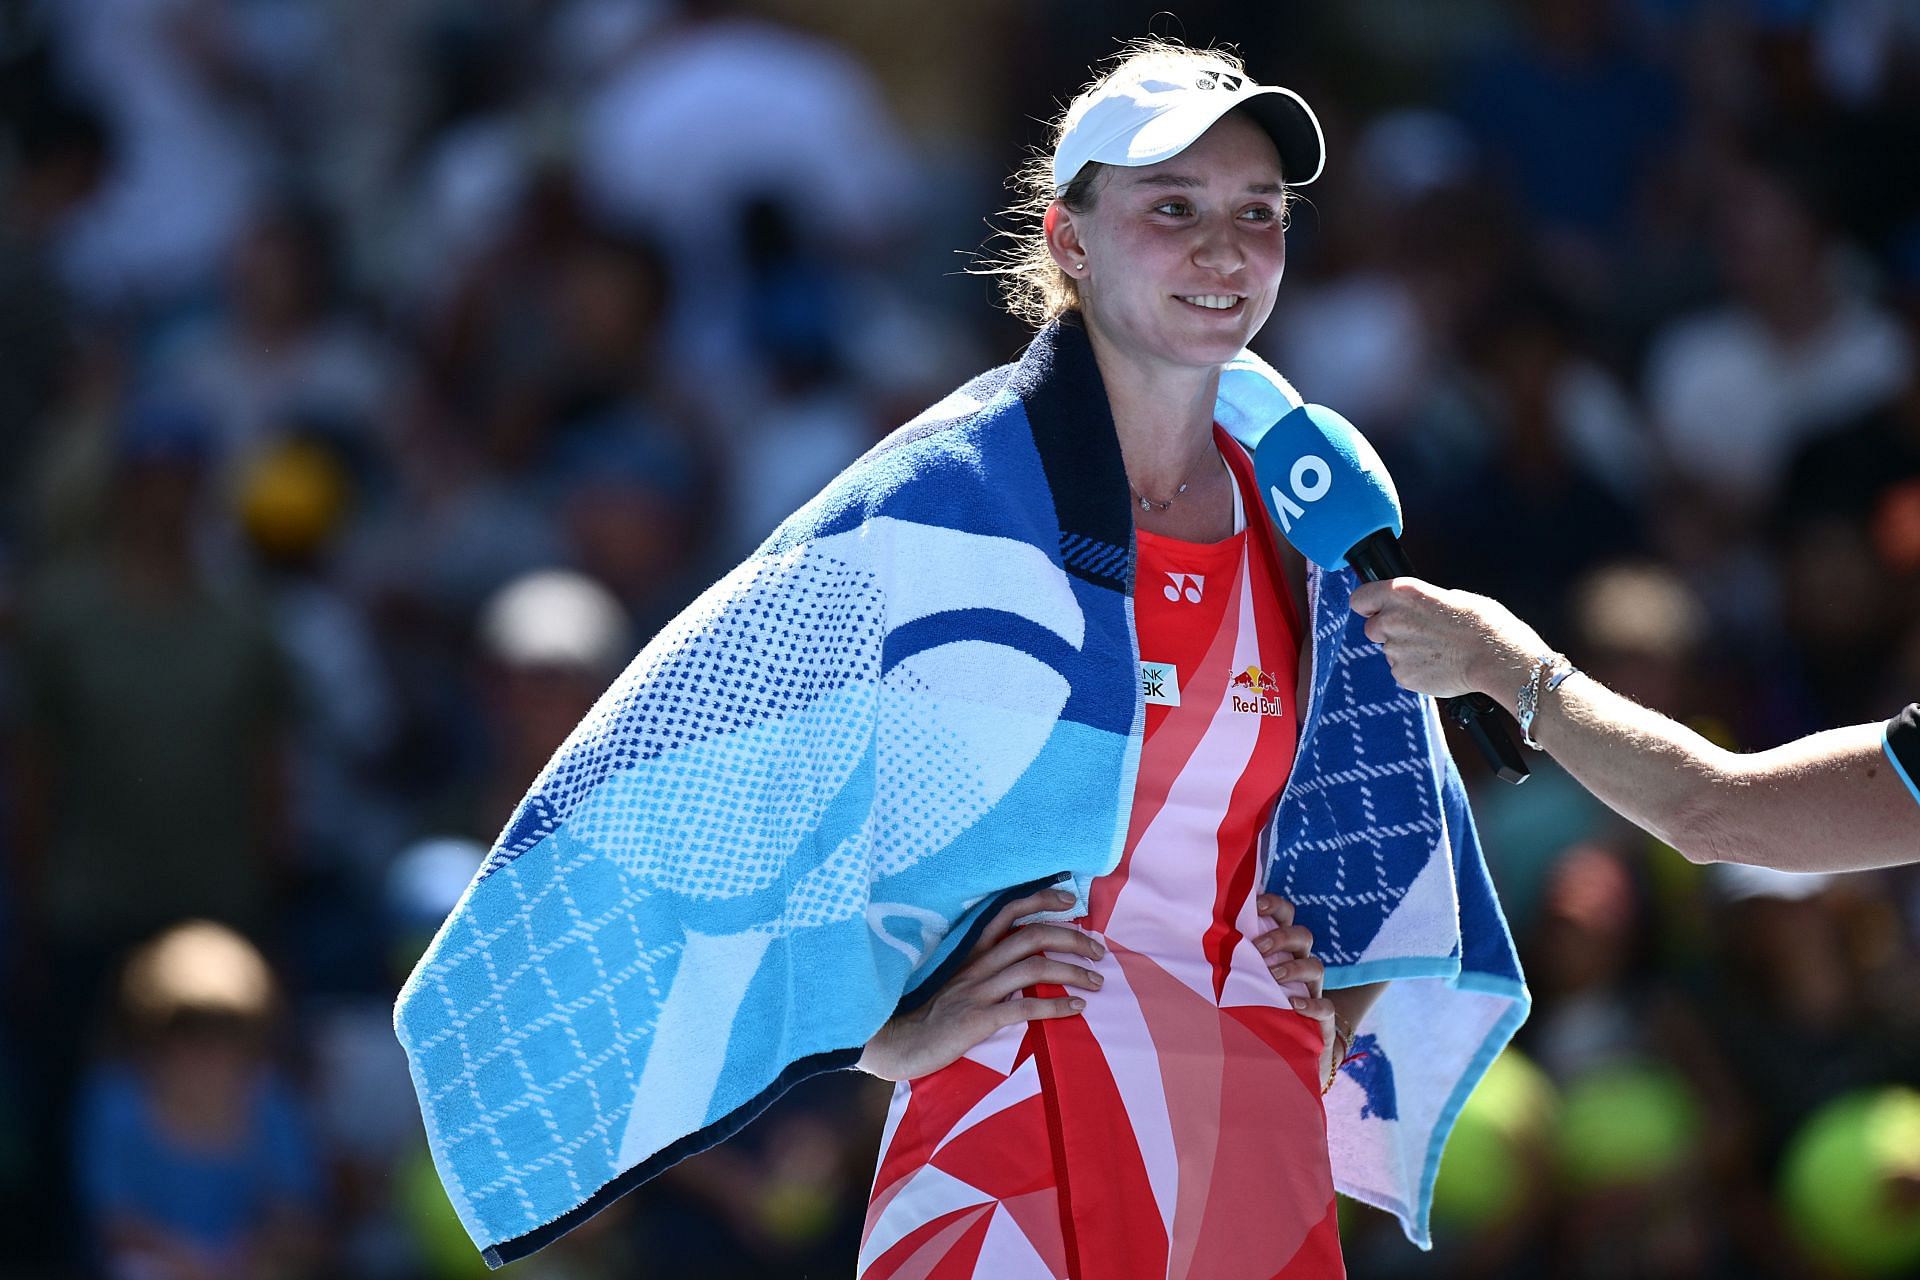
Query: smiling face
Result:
<box><xmin>1047</xmin><ymin>111</ymin><xmax>1288</xmax><ymax>377</ymax></box>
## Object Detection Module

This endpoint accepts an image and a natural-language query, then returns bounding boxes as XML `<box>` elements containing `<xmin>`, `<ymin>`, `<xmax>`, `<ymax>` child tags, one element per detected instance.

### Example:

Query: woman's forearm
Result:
<box><xmin>1469</xmin><ymin>656</ymin><xmax>1739</xmax><ymax>859</ymax></box>
<box><xmin>1352</xmin><ymin>578</ymin><xmax>1915</xmax><ymax>872</ymax></box>
<box><xmin>1462</xmin><ymin>625</ymin><xmax>1909</xmax><ymax>870</ymax></box>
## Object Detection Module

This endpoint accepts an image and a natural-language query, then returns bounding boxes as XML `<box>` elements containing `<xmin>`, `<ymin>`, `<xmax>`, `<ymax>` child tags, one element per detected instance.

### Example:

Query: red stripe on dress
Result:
<box><xmin>869</xmin><ymin>1058</ymin><xmax>1004</xmax><ymax>1201</ymax></box>
<box><xmin>929</xmin><ymin>1091</ymin><xmax>1055</xmax><ymax>1202</ymax></box>
<box><xmin>1221</xmin><ymin>430</ymin><xmax>1305</xmax><ymax>643</ymax></box>
<box><xmin>863</xmin><ymin>1203</ymin><xmax>997</xmax><ymax>1280</ymax></box>
<box><xmin>1199</xmin><ymin>438</ymin><xmax>1302</xmax><ymax>1002</ymax></box>
<box><xmin>1026</xmin><ymin>983</ymin><xmax>1083</xmax><ymax>1280</ymax></box>
<box><xmin>1031</xmin><ymin>979</ymin><xmax>1168</xmax><ymax>1278</ymax></box>
<box><xmin>1088</xmin><ymin>560</ymin><xmax>1244</xmax><ymax>936</ymax></box>
<box><xmin>922</xmin><ymin>1206</ymin><xmax>1000</xmax><ymax>1280</ymax></box>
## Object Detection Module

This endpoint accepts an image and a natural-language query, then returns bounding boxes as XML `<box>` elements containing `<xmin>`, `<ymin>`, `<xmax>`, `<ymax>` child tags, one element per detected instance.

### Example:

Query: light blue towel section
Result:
<box><xmin>394</xmin><ymin>321</ymin><xmax>1527</xmax><ymax>1265</ymax></box>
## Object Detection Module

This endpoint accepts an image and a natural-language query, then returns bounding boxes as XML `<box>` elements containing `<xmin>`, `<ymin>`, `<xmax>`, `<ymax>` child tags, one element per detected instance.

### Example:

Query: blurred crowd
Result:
<box><xmin>1</xmin><ymin>1</ymin><xmax>1917</xmax><ymax>1277</ymax></box>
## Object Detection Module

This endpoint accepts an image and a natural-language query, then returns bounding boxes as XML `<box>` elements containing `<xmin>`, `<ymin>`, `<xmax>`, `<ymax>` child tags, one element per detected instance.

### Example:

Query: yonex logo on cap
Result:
<box><xmin>1194</xmin><ymin>72</ymin><xmax>1245</xmax><ymax>92</ymax></box>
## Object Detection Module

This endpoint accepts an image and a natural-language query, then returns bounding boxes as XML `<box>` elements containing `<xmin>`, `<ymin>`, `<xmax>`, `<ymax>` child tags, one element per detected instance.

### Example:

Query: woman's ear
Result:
<box><xmin>1043</xmin><ymin>201</ymin><xmax>1087</xmax><ymax>278</ymax></box>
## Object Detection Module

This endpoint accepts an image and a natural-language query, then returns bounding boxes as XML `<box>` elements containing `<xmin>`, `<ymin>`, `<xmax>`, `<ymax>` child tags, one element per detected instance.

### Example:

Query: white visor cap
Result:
<box><xmin>1051</xmin><ymin>63</ymin><xmax>1325</xmax><ymax>193</ymax></box>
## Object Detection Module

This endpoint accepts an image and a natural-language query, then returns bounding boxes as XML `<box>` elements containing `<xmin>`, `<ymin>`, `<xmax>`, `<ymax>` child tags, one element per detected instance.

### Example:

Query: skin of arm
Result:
<box><xmin>1349</xmin><ymin>577</ymin><xmax>1917</xmax><ymax>872</ymax></box>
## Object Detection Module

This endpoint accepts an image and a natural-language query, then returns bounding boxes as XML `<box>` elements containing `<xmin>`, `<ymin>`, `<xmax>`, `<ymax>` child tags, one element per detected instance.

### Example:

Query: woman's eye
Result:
<box><xmin>1240</xmin><ymin>205</ymin><xmax>1277</xmax><ymax>223</ymax></box>
<box><xmin>1153</xmin><ymin>200</ymin><xmax>1192</xmax><ymax>217</ymax></box>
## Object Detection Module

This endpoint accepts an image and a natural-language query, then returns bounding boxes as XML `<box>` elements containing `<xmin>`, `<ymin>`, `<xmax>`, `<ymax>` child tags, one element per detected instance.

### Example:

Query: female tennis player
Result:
<box><xmin>854</xmin><ymin>41</ymin><xmax>1374</xmax><ymax>1279</ymax></box>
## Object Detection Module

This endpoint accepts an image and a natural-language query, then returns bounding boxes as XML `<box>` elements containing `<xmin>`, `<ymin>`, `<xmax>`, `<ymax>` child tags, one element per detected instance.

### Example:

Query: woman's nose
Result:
<box><xmin>1190</xmin><ymin>221</ymin><xmax>1245</xmax><ymax>275</ymax></box>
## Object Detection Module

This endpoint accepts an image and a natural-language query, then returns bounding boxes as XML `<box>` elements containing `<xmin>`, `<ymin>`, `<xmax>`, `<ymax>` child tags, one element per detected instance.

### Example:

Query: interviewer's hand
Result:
<box><xmin>1348</xmin><ymin>577</ymin><xmax>1546</xmax><ymax>712</ymax></box>
<box><xmin>858</xmin><ymin>887</ymin><xmax>1102</xmax><ymax>1082</ymax></box>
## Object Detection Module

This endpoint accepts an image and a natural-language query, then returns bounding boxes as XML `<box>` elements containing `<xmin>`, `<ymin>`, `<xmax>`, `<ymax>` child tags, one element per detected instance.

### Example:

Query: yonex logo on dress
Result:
<box><xmin>1163</xmin><ymin>572</ymin><xmax>1204</xmax><ymax>604</ymax></box>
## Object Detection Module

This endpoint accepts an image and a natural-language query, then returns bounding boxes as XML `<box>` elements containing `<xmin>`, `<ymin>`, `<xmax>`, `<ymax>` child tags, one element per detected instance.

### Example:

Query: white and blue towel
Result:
<box><xmin>393</xmin><ymin>317</ymin><xmax>1528</xmax><ymax>1265</ymax></box>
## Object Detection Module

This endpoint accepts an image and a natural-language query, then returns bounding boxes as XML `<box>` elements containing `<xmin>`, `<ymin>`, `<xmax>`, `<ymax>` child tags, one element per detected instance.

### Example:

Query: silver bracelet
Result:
<box><xmin>1519</xmin><ymin>652</ymin><xmax>1576</xmax><ymax>749</ymax></box>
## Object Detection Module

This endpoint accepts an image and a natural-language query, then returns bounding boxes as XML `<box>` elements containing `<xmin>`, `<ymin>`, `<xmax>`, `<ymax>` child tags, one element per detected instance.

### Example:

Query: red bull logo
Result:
<box><xmin>1229</xmin><ymin>665</ymin><xmax>1287</xmax><ymax>716</ymax></box>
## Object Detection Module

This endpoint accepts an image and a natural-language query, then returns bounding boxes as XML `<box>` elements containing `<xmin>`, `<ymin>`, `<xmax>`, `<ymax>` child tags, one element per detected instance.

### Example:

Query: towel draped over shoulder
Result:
<box><xmin>393</xmin><ymin>318</ymin><xmax>1529</xmax><ymax>1267</ymax></box>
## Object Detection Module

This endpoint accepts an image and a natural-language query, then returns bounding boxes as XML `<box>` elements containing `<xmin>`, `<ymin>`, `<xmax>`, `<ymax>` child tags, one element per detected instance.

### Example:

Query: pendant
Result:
<box><xmin>1140</xmin><ymin>496</ymin><xmax>1153</xmax><ymax>512</ymax></box>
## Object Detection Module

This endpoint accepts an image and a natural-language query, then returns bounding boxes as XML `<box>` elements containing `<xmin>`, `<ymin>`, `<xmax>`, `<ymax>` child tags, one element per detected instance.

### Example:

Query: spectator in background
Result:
<box><xmin>10</xmin><ymin>394</ymin><xmax>295</xmax><ymax>1263</ymax></box>
<box><xmin>1414</xmin><ymin>287</ymin><xmax>1651</xmax><ymax>644</ymax></box>
<box><xmin>720</xmin><ymin>195</ymin><xmax>881</xmax><ymax>557</ymax></box>
<box><xmin>1779</xmin><ymin>328</ymin><xmax>1920</xmax><ymax>543</ymax></box>
<box><xmin>389</xmin><ymin>203</ymin><xmax>696</xmax><ymax>619</ymax></box>
<box><xmin>309</xmin><ymin>837</ymin><xmax>492</xmax><ymax>1279</ymax></box>
<box><xmin>1772</xmin><ymin>319</ymin><xmax>1920</xmax><ymax>723</ymax></box>
<box><xmin>13</xmin><ymin>396</ymin><xmax>292</xmax><ymax>980</ymax></box>
<box><xmin>1643</xmin><ymin>160</ymin><xmax>1911</xmax><ymax>515</ymax></box>
<box><xmin>1451</xmin><ymin>0</ymin><xmax>1679</xmax><ymax>267</ymax></box>
<box><xmin>1698</xmin><ymin>867</ymin><xmax>1920</xmax><ymax>1167</ymax></box>
<box><xmin>466</xmin><ymin>569</ymin><xmax>633</xmax><ymax>841</ymax></box>
<box><xmin>235</xmin><ymin>431</ymin><xmax>407</xmax><ymax>991</ymax></box>
<box><xmin>623</xmin><ymin>1069</ymin><xmax>885</xmax><ymax>1278</ymax></box>
<box><xmin>575</xmin><ymin>0</ymin><xmax>916</xmax><ymax>389</ymax></box>
<box><xmin>1266</xmin><ymin>109</ymin><xmax>1478</xmax><ymax>440</ymax></box>
<box><xmin>0</xmin><ymin>92</ymin><xmax>110</xmax><ymax>542</ymax></box>
<box><xmin>1504</xmin><ymin>846</ymin><xmax>1726</xmax><ymax>1280</ymax></box>
<box><xmin>76</xmin><ymin>920</ymin><xmax>321</xmax><ymax>1280</ymax></box>
<box><xmin>547</xmin><ymin>410</ymin><xmax>713</xmax><ymax>638</ymax></box>
<box><xmin>46</xmin><ymin>0</ymin><xmax>272</xmax><ymax>310</ymax></box>
<box><xmin>1521</xmin><ymin>844</ymin><xmax>1667</xmax><ymax>1085</ymax></box>
<box><xmin>1467</xmin><ymin>562</ymin><xmax>1711</xmax><ymax>941</ymax></box>
<box><xmin>162</xmin><ymin>197</ymin><xmax>392</xmax><ymax>465</ymax></box>
<box><xmin>1690</xmin><ymin>865</ymin><xmax>1920</xmax><ymax>1273</ymax></box>
<box><xmin>449</xmin><ymin>211</ymin><xmax>679</xmax><ymax>477</ymax></box>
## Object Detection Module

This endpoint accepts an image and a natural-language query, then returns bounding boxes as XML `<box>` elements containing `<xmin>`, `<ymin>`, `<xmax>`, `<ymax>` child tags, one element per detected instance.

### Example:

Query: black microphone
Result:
<box><xmin>1252</xmin><ymin>404</ymin><xmax>1529</xmax><ymax>784</ymax></box>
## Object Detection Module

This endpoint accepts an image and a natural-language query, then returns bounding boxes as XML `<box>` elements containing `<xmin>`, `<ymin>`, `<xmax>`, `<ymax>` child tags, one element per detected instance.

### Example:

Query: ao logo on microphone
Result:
<box><xmin>1266</xmin><ymin>454</ymin><xmax>1332</xmax><ymax>532</ymax></box>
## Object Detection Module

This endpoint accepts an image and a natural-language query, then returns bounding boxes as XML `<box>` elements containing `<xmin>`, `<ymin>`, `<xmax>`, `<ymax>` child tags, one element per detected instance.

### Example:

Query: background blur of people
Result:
<box><xmin>1</xmin><ymin>2</ymin><xmax>1917</xmax><ymax>1277</ymax></box>
<box><xmin>77</xmin><ymin>920</ymin><xmax>322</xmax><ymax>1280</ymax></box>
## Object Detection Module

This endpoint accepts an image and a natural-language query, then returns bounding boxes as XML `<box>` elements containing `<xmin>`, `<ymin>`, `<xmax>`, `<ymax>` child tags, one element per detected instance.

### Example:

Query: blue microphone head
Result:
<box><xmin>1251</xmin><ymin>404</ymin><xmax>1403</xmax><ymax>571</ymax></box>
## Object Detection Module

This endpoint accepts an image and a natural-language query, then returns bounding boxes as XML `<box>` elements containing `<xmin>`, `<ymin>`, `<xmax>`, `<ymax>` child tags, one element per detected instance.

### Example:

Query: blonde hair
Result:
<box><xmin>119</xmin><ymin>919</ymin><xmax>279</xmax><ymax>1042</ymax></box>
<box><xmin>982</xmin><ymin>39</ymin><xmax>1286</xmax><ymax>327</ymax></box>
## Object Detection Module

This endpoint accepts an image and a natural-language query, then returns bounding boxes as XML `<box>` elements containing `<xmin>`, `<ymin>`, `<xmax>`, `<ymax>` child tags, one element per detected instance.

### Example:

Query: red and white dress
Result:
<box><xmin>859</xmin><ymin>430</ymin><xmax>1344</xmax><ymax>1280</ymax></box>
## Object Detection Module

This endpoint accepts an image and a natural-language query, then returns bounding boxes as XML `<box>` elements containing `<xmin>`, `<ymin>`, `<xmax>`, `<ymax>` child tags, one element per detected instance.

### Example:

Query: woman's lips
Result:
<box><xmin>1175</xmin><ymin>294</ymin><xmax>1245</xmax><ymax>312</ymax></box>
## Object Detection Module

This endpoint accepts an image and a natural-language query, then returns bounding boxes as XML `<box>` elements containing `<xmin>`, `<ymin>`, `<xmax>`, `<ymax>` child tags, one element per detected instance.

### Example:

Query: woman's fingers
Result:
<box><xmin>1253</xmin><ymin>923</ymin><xmax>1314</xmax><ymax>957</ymax></box>
<box><xmin>971</xmin><ymin>886</ymin><xmax>1076</xmax><ymax>958</ymax></box>
<box><xmin>1267</xmin><ymin>952</ymin><xmax>1325</xmax><ymax>999</ymax></box>
<box><xmin>1254</xmin><ymin>896</ymin><xmax>1320</xmax><ymax>996</ymax></box>
<box><xmin>994</xmin><ymin>994</ymin><xmax>1086</xmax><ymax>1029</ymax></box>
<box><xmin>1255</xmin><ymin>893</ymin><xmax>1295</xmax><ymax>928</ymax></box>
<box><xmin>1289</xmin><ymin>994</ymin><xmax>1337</xmax><ymax>1047</ymax></box>
<box><xmin>976</xmin><ymin>953</ymin><xmax>1103</xmax><ymax>1003</ymax></box>
<box><xmin>975</xmin><ymin>921</ymin><xmax>1104</xmax><ymax>975</ymax></box>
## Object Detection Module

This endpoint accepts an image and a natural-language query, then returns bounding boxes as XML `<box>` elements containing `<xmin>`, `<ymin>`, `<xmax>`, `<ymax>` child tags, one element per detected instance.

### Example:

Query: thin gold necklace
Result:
<box><xmin>1129</xmin><ymin>480</ymin><xmax>1189</xmax><ymax>512</ymax></box>
<box><xmin>1127</xmin><ymin>443</ymin><xmax>1224</xmax><ymax>512</ymax></box>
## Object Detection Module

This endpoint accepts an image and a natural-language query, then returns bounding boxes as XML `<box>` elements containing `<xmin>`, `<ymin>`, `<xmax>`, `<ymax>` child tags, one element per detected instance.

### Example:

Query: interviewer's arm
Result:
<box><xmin>1349</xmin><ymin>578</ymin><xmax>1917</xmax><ymax>872</ymax></box>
